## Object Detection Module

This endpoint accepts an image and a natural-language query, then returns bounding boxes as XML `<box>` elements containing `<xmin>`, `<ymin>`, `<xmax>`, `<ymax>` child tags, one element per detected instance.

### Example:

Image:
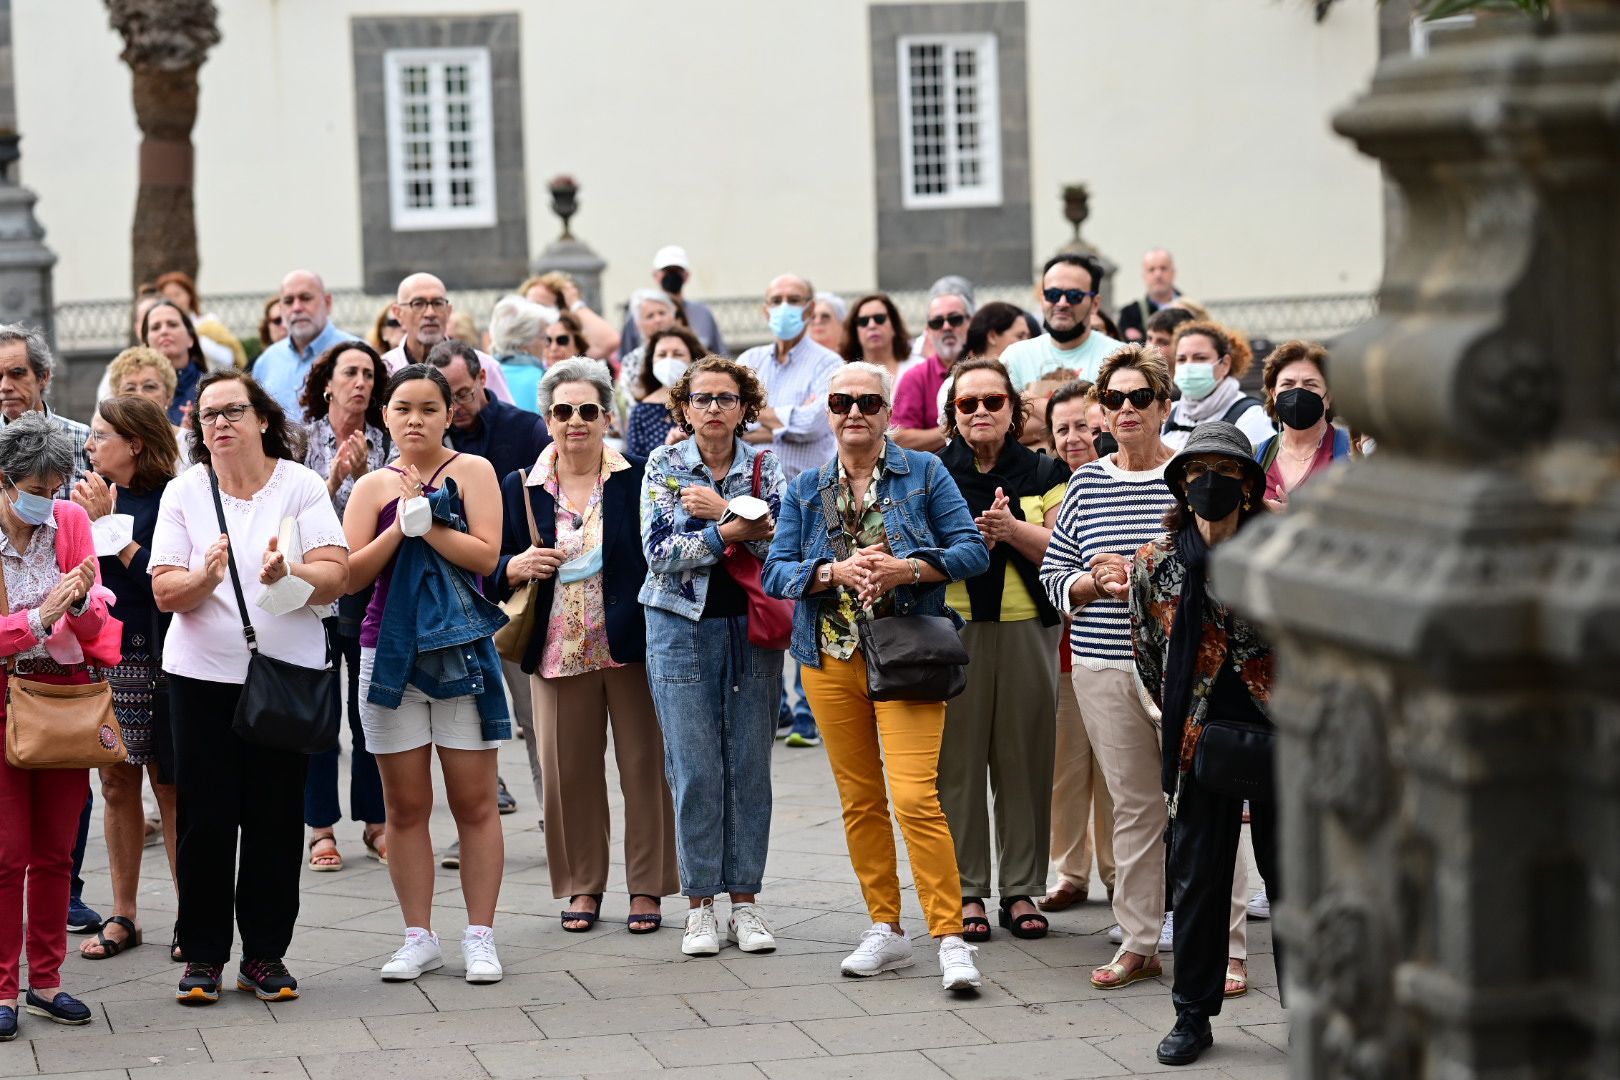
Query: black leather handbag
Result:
<box><xmin>1193</xmin><ymin>717</ymin><xmax>1275</xmax><ymax>801</ymax></box>
<box><xmin>209</xmin><ymin>468</ymin><xmax>338</xmax><ymax>755</ymax></box>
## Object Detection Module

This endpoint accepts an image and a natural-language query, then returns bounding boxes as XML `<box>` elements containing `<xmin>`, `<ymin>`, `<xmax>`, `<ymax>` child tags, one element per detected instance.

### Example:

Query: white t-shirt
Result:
<box><xmin>1000</xmin><ymin>331</ymin><xmax>1125</xmax><ymax>392</ymax></box>
<box><xmin>150</xmin><ymin>459</ymin><xmax>348</xmax><ymax>683</ymax></box>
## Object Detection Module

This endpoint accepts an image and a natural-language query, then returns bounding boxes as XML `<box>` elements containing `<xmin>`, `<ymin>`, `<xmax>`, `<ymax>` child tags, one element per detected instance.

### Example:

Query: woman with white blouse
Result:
<box><xmin>151</xmin><ymin>372</ymin><xmax>349</xmax><ymax>1008</ymax></box>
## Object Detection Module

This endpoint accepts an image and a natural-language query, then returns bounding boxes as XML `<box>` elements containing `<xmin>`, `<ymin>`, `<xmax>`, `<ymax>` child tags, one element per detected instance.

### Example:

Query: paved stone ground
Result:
<box><xmin>7</xmin><ymin>733</ymin><xmax>1288</xmax><ymax>1079</ymax></box>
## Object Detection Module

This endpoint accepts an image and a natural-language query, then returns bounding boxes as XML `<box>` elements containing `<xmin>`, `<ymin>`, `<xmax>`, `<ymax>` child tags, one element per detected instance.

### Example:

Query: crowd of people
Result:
<box><xmin>0</xmin><ymin>244</ymin><xmax>1361</xmax><ymax>1067</ymax></box>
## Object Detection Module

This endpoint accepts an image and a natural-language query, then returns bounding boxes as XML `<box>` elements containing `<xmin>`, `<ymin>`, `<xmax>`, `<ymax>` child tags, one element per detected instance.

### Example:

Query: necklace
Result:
<box><xmin>1286</xmin><ymin>428</ymin><xmax>1326</xmax><ymax>465</ymax></box>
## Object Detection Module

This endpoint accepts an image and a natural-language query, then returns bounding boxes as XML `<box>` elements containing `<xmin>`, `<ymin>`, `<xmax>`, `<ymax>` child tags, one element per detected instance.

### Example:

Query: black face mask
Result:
<box><xmin>1184</xmin><ymin>472</ymin><xmax>1246</xmax><ymax>522</ymax></box>
<box><xmin>659</xmin><ymin>268</ymin><xmax>685</xmax><ymax>295</ymax></box>
<box><xmin>1044</xmin><ymin>318</ymin><xmax>1087</xmax><ymax>344</ymax></box>
<box><xmin>1274</xmin><ymin>387</ymin><xmax>1325</xmax><ymax>430</ymax></box>
<box><xmin>1093</xmin><ymin>432</ymin><xmax>1119</xmax><ymax>457</ymax></box>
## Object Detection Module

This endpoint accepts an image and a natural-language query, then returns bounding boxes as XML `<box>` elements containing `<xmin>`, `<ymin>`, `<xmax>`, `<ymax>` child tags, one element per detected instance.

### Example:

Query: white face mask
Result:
<box><xmin>651</xmin><ymin>355</ymin><xmax>689</xmax><ymax>387</ymax></box>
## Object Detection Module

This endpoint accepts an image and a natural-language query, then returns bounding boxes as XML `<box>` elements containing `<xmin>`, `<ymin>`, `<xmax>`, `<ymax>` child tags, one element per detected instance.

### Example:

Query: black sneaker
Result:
<box><xmin>237</xmin><ymin>958</ymin><xmax>299</xmax><ymax>1001</ymax></box>
<box><xmin>176</xmin><ymin>962</ymin><xmax>223</xmax><ymax>1005</ymax></box>
<box><xmin>24</xmin><ymin>988</ymin><xmax>92</xmax><ymax>1026</ymax></box>
<box><xmin>496</xmin><ymin>777</ymin><xmax>517</xmax><ymax>815</ymax></box>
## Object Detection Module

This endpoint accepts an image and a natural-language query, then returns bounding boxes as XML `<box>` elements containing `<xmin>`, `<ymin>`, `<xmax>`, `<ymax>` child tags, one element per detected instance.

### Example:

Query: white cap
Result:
<box><xmin>652</xmin><ymin>245</ymin><xmax>690</xmax><ymax>271</ymax></box>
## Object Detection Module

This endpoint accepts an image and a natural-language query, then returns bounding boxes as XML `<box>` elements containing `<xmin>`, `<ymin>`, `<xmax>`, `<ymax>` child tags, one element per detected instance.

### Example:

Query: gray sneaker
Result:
<box><xmin>440</xmin><ymin>841</ymin><xmax>460</xmax><ymax>870</ymax></box>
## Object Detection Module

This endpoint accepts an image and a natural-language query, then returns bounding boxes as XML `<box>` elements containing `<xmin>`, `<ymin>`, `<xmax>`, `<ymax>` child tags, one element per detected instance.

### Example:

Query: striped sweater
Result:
<box><xmin>1039</xmin><ymin>455</ymin><xmax>1176</xmax><ymax>669</ymax></box>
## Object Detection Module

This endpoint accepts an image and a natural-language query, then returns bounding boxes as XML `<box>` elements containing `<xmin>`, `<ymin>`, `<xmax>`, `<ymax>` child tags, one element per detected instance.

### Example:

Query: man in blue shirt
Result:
<box><xmin>253</xmin><ymin>270</ymin><xmax>356</xmax><ymax>421</ymax></box>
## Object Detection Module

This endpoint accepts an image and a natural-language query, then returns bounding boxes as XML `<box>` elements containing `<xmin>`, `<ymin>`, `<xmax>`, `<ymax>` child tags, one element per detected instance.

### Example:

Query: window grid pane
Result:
<box><xmin>387</xmin><ymin>48</ymin><xmax>496</xmax><ymax>228</ymax></box>
<box><xmin>899</xmin><ymin>34</ymin><xmax>999</xmax><ymax>208</ymax></box>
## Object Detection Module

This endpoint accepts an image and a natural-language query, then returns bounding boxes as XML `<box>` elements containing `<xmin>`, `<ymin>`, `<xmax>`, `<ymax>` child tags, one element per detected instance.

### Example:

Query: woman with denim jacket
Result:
<box><xmin>638</xmin><ymin>356</ymin><xmax>785</xmax><ymax>958</ymax></box>
<box><xmin>762</xmin><ymin>361</ymin><xmax>990</xmax><ymax>994</ymax></box>
<box><xmin>494</xmin><ymin>357</ymin><xmax>678</xmax><ymax>937</ymax></box>
<box><xmin>342</xmin><ymin>364</ymin><xmax>508</xmax><ymax>986</ymax></box>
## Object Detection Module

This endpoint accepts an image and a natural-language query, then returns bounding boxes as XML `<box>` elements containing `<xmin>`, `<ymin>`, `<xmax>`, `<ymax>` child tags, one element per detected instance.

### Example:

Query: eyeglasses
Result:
<box><xmin>953</xmin><ymin>394</ymin><xmax>1008</xmax><ymax>415</ymax></box>
<box><xmin>268</xmin><ymin>317</ymin><xmax>284</xmax><ymax>327</ymax></box>
<box><xmin>121</xmin><ymin>381</ymin><xmax>165</xmax><ymax>396</ymax></box>
<box><xmin>926</xmin><ymin>313</ymin><xmax>967</xmax><ymax>331</ymax></box>
<box><xmin>549</xmin><ymin>402</ymin><xmax>602</xmax><ymax>423</ymax></box>
<box><xmin>689</xmin><ymin>392</ymin><xmax>741</xmax><ymax>412</ymax></box>
<box><xmin>1182</xmin><ymin>460</ymin><xmax>1249</xmax><ymax>481</ymax></box>
<box><xmin>1098</xmin><ymin>387</ymin><xmax>1160</xmax><ymax>411</ymax></box>
<box><xmin>451</xmin><ymin>386</ymin><xmax>480</xmax><ymax>404</ymax></box>
<box><xmin>1043</xmin><ymin>287</ymin><xmax>1097</xmax><ymax>305</ymax></box>
<box><xmin>827</xmin><ymin>393</ymin><xmax>887</xmax><ymax>416</ymax></box>
<box><xmin>404</xmin><ymin>297</ymin><xmax>451</xmax><ymax>312</ymax></box>
<box><xmin>546</xmin><ymin>333</ymin><xmax>572</xmax><ymax>347</ymax></box>
<box><xmin>855</xmin><ymin>313</ymin><xmax>889</xmax><ymax>328</ymax></box>
<box><xmin>88</xmin><ymin>430</ymin><xmax>128</xmax><ymax>444</ymax></box>
<box><xmin>198</xmin><ymin>402</ymin><xmax>254</xmax><ymax>426</ymax></box>
<box><xmin>384</xmin><ymin>319</ymin><xmax>401</xmax><ymax>330</ymax></box>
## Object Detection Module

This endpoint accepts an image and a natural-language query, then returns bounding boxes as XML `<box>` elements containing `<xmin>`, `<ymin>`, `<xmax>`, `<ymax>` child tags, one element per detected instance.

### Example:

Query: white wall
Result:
<box><xmin>14</xmin><ymin>0</ymin><xmax>1380</xmax><ymax>312</ymax></box>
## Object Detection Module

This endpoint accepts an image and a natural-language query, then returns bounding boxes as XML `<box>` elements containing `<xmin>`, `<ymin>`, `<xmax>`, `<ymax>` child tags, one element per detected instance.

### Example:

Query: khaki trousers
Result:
<box><xmin>937</xmin><ymin>619</ymin><xmax>1060</xmax><ymax>898</ymax></box>
<box><xmin>801</xmin><ymin>651</ymin><xmax>963</xmax><ymax>940</ymax></box>
<box><xmin>530</xmin><ymin>664</ymin><xmax>678</xmax><ymax>900</ymax></box>
<box><xmin>1050</xmin><ymin>668</ymin><xmax>1116</xmax><ymax>894</ymax></box>
<box><xmin>1071</xmin><ymin>664</ymin><xmax>1167</xmax><ymax>957</ymax></box>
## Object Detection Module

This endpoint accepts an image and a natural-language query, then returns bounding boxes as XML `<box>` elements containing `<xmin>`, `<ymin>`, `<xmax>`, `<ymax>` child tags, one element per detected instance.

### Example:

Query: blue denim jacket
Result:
<box><xmin>638</xmin><ymin>438</ymin><xmax>786</xmax><ymax>622</ymax></box>
<box><xmin>763</xmin><ymin>438</ymin><xmax>990</xmax><ymax>667</ymax></box>
<box><xmin>365</xmin><ymin>477</ymin><xmax>511</xmax><ymax>737</ymax></box>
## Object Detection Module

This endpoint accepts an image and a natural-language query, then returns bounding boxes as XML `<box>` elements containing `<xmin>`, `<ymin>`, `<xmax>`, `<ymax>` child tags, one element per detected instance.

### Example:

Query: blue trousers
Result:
<box><xmin>645</xmin><ymin>608</ymin><xmax>782</xmax><ymax>896</ymax></box>
<box><xmin>304</xmin><ymin>634</ymin><xmax>385</xmax><ymax>827</ymax></box>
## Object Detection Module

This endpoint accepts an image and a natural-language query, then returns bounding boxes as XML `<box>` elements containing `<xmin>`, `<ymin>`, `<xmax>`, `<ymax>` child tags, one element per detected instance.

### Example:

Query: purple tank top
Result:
<box><xmin>359</xmin><ymin>455</ymin><xmax>460</xmax><ymax>648</ymax></box>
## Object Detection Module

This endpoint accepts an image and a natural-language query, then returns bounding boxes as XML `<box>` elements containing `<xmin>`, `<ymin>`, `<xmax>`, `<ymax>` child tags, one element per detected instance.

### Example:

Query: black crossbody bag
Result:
<box><xmin>209</xmin><ymin>467</ymin><xmax>338</xmax><ymax>755</ymax></box>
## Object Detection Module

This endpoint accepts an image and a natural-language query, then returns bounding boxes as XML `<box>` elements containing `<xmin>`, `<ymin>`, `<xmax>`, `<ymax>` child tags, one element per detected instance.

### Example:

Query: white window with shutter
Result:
<box><xmin>896</xmin><ymin>32</ymin><xmax>1002</xmax><ymax>210</ymax></box>
<box><xmin>383</xmin><ymin>47</ymin><xmax>498</xmax><ymax>231</ymax></box>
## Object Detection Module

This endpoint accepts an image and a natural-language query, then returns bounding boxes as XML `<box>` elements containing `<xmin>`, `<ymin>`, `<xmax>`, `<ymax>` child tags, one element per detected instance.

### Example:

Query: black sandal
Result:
<box><xmin>170</xmin><ymin>922</ymin><xmax>184</xmax><ymax>963</ymax></box>
<box><xmin>81</xmin><ymin>915</ymin><xmax>141</xmax><ymax>960</ymax></box>
<box><xmin>626</xmin><ymin>894</ymin><xmax>663</xmax><ymax>934</ymax></box>
<box><xmin>998</xmin><ymin>895</ymin><xmax>1049</xmax><ymax>940</ymax></box>
<box><xmin>560</xmin><ymin>894</ymin><xmax>602</xmax><ymax>932</ymax></box>
<box><xmin>961</xmin><ymin>897</ymin><xmax>991</xmax><ymax>943</ymax></box>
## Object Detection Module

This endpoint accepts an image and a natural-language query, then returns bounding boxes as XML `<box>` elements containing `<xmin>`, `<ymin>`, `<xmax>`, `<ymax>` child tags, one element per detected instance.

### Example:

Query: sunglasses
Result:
<box><xmin>549</xmin><ymin>402</ymin><xmax>602</xmax><ymax>423</ymax></box>
<box><xmin>689</xmin><ymin>392</ymin><xmax>741</xmax><ymax>411</ymax></box>
<box><xmin>855</xmin><ymin>313</ymin><xmax>889</xmax><ymax>328</ymax></box>
<box><xmin>953</xmin><ymin>394</ymin><xmax>1008</xmax><ymax>415</ymax></box>
<box><xmin>926</xmin><ymin>313</ymin><xmax>967</xmax><ymax>331</ymax></box>
<box><xmin>1098</xmin><ymin>387</ymin><xmax>1160</xmax><ymax>411</ymax></box>
<box><xmin>384</xmin><ymin>319</ymin><xmax>401</xmax><ymax>330</ymax></box>
<box><xmin>827</xmin><ymin>392</ymin><xmax>887</xmax><ymax>416</ymax></box>
<box><xmin>1043</xmin><ymin>287</ymin><xmax>1097</xmax><ymax>305</ymax></box>
<box><xmin>1183</xmin><ymin>459</ymin><xmax>1249</xmax><ymax>481</ymax></box>
<box><xmin>546</xmin><ymin>333</ymin><xmax>572</xmax><ymax>347</ymax></box>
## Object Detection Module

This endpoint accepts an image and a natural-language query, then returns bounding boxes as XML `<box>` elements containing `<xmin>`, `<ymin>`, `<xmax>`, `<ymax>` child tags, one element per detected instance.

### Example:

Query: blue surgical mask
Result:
<box><xmin>1174</xmin><ymin>363</ymin><xmax>1218</xmax><ymax>401</ymax></box>
<box><xmin>557</xmin><ymin>545</ymin><xmax>603</xmax><ymax>584</ymax></box>
<box><xmin>5</xmin><ymin>484</ymin><xmax>54</xmax><ymax>527</ymax></box>
<box><xmin>767</xmin><ymin>302</ymin><xmax>806</xmax><ymax>341</ymax></box>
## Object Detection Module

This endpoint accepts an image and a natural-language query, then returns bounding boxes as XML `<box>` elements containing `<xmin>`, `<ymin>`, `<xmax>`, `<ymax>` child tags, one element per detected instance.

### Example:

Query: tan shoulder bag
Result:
<box><xmin>493</xmin><ymin>472</ymin><xmax>542</xmax><ymax>664</ymax></box>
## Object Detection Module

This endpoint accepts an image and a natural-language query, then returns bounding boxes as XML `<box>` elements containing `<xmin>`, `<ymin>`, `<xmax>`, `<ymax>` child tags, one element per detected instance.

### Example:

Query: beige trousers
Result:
<box><xmin>530</xmin><ymin>664</ymin><xmax>679</xmax><ymax>901</ymax></box>
<box><xmin>1050</xmin><ymin>668</ymin><xmax>1116</xmax><ymax>894</ymax></box>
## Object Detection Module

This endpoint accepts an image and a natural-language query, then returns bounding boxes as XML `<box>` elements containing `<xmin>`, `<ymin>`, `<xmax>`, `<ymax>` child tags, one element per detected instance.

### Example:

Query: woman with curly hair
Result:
<box><xmin>1162</xmin><ymin>321</ymin><xmax>1271</xmax><ymax>452</ymax></box>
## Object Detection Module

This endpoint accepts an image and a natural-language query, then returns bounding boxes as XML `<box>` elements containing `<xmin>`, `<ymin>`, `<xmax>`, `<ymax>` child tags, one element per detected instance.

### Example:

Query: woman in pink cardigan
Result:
<box><xmin>0</xmin><ymin>413</ymin><xmax>115</xmax><ymax>1041</ymax></box>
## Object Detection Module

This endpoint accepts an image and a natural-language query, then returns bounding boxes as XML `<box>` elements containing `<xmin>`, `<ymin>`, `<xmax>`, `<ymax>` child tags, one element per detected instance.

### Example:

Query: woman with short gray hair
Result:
<box><xmin>488</xmin><ymin>295</ymin><xmax>549</xmax><ymax>414</ymax></box>
<box><xmin>493</xmin><ymin>357</ymin><xmax>677</xmax><ymax>935</ymax></box>
<box><xmin>0</xmin><ymin>413</ymin><xmax>112</xmax><ymax>1038</ymax></box>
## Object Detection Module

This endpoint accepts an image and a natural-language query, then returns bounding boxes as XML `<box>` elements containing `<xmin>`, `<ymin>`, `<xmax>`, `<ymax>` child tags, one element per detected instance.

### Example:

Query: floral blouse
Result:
<box><xmin>303</xmin><ymin>417</ymin><xmax>394</xmax><ymax>521</ymax></box>
<box><xmin>818</xmin><ymin>456</ymin><xmax>896</xmax><ymax>661</ymax></box>
<box><xmin>535</xmin><ymin>442</ymin><xmax>631</xmax><ymax>679</ymax></box>
<box><xmin>1</xmin><ymin>517</ymin><xmax>63</xmax><ymax>662</ymax></box>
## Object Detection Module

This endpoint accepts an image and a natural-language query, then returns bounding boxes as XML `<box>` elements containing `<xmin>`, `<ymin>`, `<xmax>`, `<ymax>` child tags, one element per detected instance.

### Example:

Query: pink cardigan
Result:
<box><xmin>0</xmin><ymin>500</ymin><xmax>120</xmax><ymax>716</ymax></box>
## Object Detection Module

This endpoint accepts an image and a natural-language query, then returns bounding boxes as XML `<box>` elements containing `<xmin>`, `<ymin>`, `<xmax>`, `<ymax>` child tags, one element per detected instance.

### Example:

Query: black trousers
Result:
<box><xmin>170</xmin><ymin>674</ymin><xmax>308</xmax><ymax>966</ymax></box>
<box><xmin>1168</xmin><ymin>773</ymin><xmax>1280</xmax><ymax>1023</ymax></box>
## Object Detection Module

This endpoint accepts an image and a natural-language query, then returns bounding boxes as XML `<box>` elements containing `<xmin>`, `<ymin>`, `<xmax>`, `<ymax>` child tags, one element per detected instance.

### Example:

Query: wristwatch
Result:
<box><xmin>817</xmin><ymin>563</ymin><xmax>834</xmax><ymax>587</ymax></box>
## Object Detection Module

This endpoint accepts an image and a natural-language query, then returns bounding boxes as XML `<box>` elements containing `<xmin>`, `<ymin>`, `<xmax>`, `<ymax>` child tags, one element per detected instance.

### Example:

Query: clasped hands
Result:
<box><xmin>1090</xmin><ymin>552</ymin><xmax>1130</xmax><ymax>599</ymax></box>
<box><xmin>830</xmin><ymin>545</ymin><xmax>913</xmax><ymax>606</ymax></box>
<box><xmin>974</xmin><ymin>486</ymin><xmax>1017</xmax><ymax>548</ymax></box>
<box><xmin>679</xmin><ymin>485</ymin><xmax>774</xmax><ymax>544</ymax></box>
<box><xmin>39</xmin><ymin>555</ymin><xmax>97</xmax><ymax>627</ymax></box>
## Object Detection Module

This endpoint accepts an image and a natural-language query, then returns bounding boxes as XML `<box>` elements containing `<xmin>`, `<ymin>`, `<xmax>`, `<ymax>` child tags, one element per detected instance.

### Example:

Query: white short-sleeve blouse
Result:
<box><xmin>150</xmin><ymin>458</ymin><xmax>348</xmax><ymax>683</ymax></box>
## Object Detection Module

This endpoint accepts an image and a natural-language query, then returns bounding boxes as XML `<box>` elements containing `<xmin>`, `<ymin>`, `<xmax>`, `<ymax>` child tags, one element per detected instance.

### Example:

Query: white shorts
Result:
<box><xmin>357</xmin><ymin>647</ymin><xmax>501</xmax><ymax>755</ymax></box>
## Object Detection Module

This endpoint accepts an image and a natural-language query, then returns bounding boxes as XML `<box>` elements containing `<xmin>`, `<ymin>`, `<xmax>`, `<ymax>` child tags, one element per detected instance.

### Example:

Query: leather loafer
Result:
<box><xmin>1156</xmin><ymin>1016</ymin><xmax>1213</xmax><ymax>1066</ymax></box>
<box><xmin>0</xmin><ymin>1005</ymin><xmax>17</xmax><ymax>1041</ymax></box>
<box><xmin>24</xmin><ymin>988</ymin><xmax>92</xmax><ymax>1026</ymax></box>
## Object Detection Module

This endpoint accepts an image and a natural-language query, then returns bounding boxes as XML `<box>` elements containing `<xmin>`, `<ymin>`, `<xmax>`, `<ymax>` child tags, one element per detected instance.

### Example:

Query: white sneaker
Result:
<box><xmin>727</xmin><ymin>903</ymin><xmax>776</xmax><ymax>954</ymax></box>
<box><xmin>839</xmin><ymin>923</ymin><xmax>913</xmax><ymax>977</ymax></box>
<box><xmin>1107</xmin><ymin>923</ymin><xmax>1123</xmax><ymax>944</ymax></box>
<box><xmin>1247</xmin><ymin>887</ymin><xmax>1271</xmax><ymax>920</ymax></box>
<box><xmin>1159</xmin><ymin>911</ymin><xmax>1175</xmax><ymax>952</ymax></box>
<box><xmin>937</xmin><ymin>935</ymin><xmax>981</xmax><ymax>991</ymax></box>
<box><xmin>462</xmin><ymin>926</ymin><xmax>503</xmax><ymax>984</ymax></box>
<box><xmin>682</xmin><ymin>901</ymin><xmax>720</xmax><ymax>957</ymax></box>
<box><xmin>380</xmin><ymin>928</ymin><xmax>442</xmax><ymax>981</ymax></box>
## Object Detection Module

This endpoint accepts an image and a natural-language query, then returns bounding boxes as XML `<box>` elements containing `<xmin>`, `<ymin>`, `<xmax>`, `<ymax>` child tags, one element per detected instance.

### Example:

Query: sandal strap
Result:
<box><xmin>103</xmin><ymin>914</ymin><xmax>136</xmax><ymax>934</ymax></box>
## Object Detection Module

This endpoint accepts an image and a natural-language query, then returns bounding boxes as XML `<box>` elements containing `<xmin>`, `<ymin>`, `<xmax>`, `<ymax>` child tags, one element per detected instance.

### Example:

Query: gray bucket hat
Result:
<box><xmin>1164</xmin><ymin>421</ymin><xmax>1268</xmax><ymax>508</ymax></box>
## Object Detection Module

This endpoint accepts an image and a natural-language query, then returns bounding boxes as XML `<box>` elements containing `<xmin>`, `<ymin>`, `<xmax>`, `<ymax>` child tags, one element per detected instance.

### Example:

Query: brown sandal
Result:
<box><xmin>363</xmin><ymin>826</ymin><xmax>388</xmax><ymax>865</ymax></box>
<box><xmin>308</xmin><ymin>834</ymin><xmax>343</xmax><ymax>872</ymax></box>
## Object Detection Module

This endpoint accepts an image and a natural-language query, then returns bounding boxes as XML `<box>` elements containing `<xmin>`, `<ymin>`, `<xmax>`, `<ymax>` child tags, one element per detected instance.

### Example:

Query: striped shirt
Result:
<box><xmin>1039</xmin><ymin>455</ymin><xmax>1176</xmax><ymax>670</ymax></box>
<box><xmin>738</xmin><ymin>336</ymin><xmax>843</xmax><ymax>479</ymax></box>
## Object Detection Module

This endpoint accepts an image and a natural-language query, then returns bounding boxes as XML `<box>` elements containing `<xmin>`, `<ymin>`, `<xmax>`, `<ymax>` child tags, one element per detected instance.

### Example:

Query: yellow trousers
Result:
<box><xmin>801</xmin><ymin>651</ymin><xmax>963</xmax><ymax>939</ymax></box>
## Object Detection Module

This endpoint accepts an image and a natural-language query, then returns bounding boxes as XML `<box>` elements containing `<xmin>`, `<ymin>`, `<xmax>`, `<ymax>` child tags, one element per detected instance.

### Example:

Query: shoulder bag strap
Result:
<box><xmin>816</xmin><ymin>481</ymin><xmax>850</xmax><ymax>562</ymax></box>
<box><xmin>519</xmin><ymin>470</ymin><xmax>538</xmax><ymax>546</ymax></box>
<box><xmin>207</xmin><ymin>467</ymin><xmax>259</xmax><ymax>653</ymax></box>
<box><xmin>751</xmin><ymin>449</ymin><xmax>767</xmax><ymax>498</ymax></box>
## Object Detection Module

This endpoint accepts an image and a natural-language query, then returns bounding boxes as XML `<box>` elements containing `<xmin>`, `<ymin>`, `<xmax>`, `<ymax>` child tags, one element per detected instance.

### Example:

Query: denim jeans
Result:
<box><xmin>645</xmin><ymin>607</ymin><xmax>782</xmax><ymax>896</ymax></box>
<box><xmin>304</xmin><ymin>633</ymin><xmax>385</xmax><ymax>828</ymax></box>
<box><xmin>777</xmin><ymin>662</ymin><xmax>814</xmax><ymax>728</ymax></box>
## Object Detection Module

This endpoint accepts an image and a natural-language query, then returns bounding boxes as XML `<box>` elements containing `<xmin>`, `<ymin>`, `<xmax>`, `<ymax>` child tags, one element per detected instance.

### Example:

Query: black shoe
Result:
<box><xmin>23</xmin><ymin>988</ymin><xmax>92</xmax><ymax>1026</ymax></box>
<box><xmin>66</xmin><ymin>895</ymin><xmax>102</xmax><ymax>935</ymax></box>
<box><xmin>237</xmin><ymin>958</ymin><xmax>299</xmax><ymax>1001</ymax></box>
<box><xmin>496</xmin><ymin>777</ymin><xmax>517</xmax><ymax>815</ymax></box>
<box><xmin>1156</xmin><ymin>1015</ymin><xmax>1214</xmax><ymax>1066</ymax></box>
<box><xmin>441</xmin><ymin>840</ymin><xmax>461</xmax><ymax>870</ymax></box>
<box><xmin>0</xmin><ymin>1005</ymin><xmax>15</xmax><ymax>1041</ymax></box>
<box><xmin>176</xmin><ymin>962</ymin><xmax>223</xmax><ymax>1005</ymax></box>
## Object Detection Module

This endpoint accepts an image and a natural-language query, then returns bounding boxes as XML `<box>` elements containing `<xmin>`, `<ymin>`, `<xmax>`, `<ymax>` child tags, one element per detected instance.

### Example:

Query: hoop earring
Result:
<box><xmin>323</xmin><ymin>390</ymin><xmax>332</xmax><ymax>402</ymax></box>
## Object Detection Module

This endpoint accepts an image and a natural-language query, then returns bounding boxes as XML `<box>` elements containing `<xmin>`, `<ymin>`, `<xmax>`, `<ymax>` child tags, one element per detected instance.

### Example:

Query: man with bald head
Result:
<box><xmin>253</xmin><ymin>269</ymin><xmax>357</xmax><ymax>420</ymax></box>
<box><xmin>383</xmin><ymin>272</ymin><xmax>515</xmax><ymax>405</ymax></box>
<box><xmin>1117</xmin><ymin>248</ymin><xmax>1181</xmax><ymax>344</ymax></box>
<box><xmin>736</xmin><ymin>272</ymin><xmax>842</xmax><ymax>479</ymax></box>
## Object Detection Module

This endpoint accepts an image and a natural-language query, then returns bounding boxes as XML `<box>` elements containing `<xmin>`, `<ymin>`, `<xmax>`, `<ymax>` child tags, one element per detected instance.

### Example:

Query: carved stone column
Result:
<box><xmin>0</xmin><ymin>0</ymin><xmax>56</xmax><ymax>343</ymax></box>
<box><xmin>1213</xmin><ymin>13</ymin><xmax>1620</xmax><ymax>1079</ymax></box>
<box><xmin>530</xmin><ymin>175</ymin><xmax>606</xmax><ymax>314</ymax></box>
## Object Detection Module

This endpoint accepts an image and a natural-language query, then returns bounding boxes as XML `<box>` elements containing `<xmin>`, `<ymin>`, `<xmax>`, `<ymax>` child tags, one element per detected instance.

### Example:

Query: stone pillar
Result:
<box><xmin>1055</xmin><ymin>184</ymin><xmax>1117</xmax><ymax>315</ymax></box>
<box><xmin>0</xmin><ymin>0</ymin><xmax>56</xmax><ymax>345</ymax></box>
<box><xmin>530</xmin><ymin>174</ymin><xmax>606</xmax><ymax>313</ymax></box>
<box><xmin>1213</xmin><ymin>12</ymin><xmax>1620</xmax><ymax>1079</ymax></box>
